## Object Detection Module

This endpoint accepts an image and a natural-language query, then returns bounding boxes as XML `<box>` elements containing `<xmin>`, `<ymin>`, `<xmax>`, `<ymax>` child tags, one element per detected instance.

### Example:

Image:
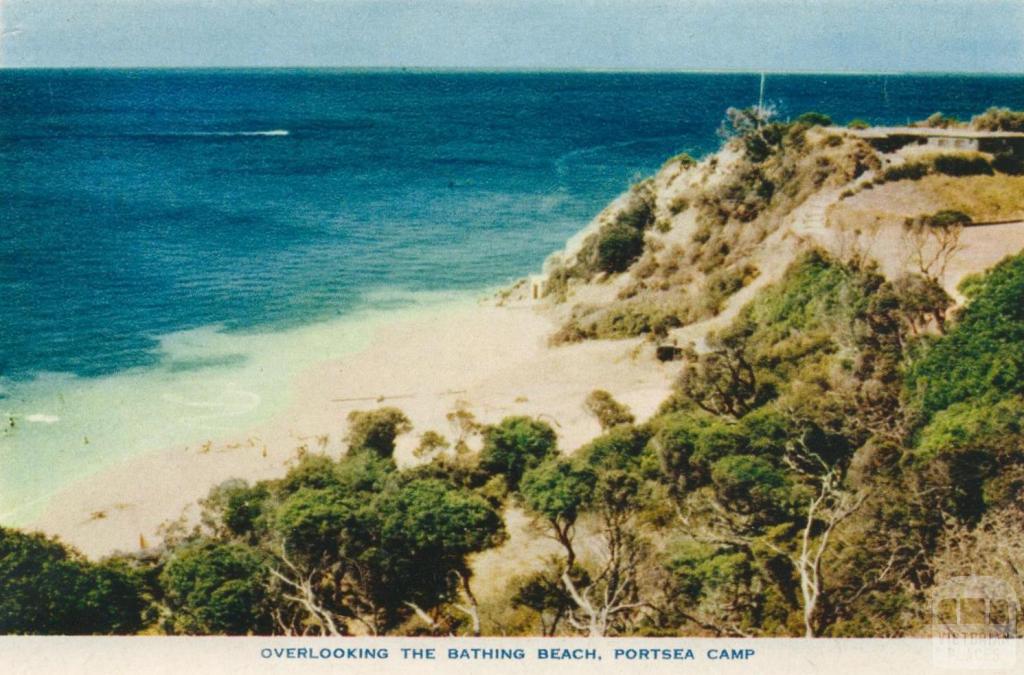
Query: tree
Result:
<box><xmin>902</xmin><ymin>210</ymin><xmax>968</xmax><ymax>283</ymax></box>
<box><xmin>786</xmin><ymin>462</ymin><xmax>866</xmax><ymax>637</ymax></box>
<box><xmin>913</xmin><ymin>397</ymin><xmax>1024</xmax><ymax>519</ymax></box>
<box><xmin>345</xmin><ymin>407</ymin><xmax>412</xmax><ymax>457</ymax></box>
<box><xmin>719</xmin><ymin>106</ymin><xmax>784</xmax><ymax>162</ymax></box>
<box><xmin>892</xmin><ymin>274</ymin><xmax>952</xmax><ymax>334</ymax></box>
<box><xmin>711</xmin><ymin>455</ymin><xmax>793</xmax><ymax>522</ymax></box>
<box><xmin>650</xmin><ymin>411</ymin><xmax>721</xmax><ymax>494</ymax></box>
<box><xmin>0</xmin><ymin>528</ymin><xmax>146</xmax><ymax>635</ymax></box>
<box><xmin>160</xmin><ymin>539</ymin><xmax>272</xmax><ymax>635</ymax></box>
<box><xmin>478</xmin><ymin>417</ymin><xmax>558</xmax><ymax>490</ymax></box>
<box><xmin>520</xmin><ymin>458</ymin><xmax>596</xmax><ymax>567</ymax></box>
<box><xmin>559</xmin><ymin>470</ymin><xmax>652</xmax><ymax>636</ymax></box>
<box><xmin>200</xmin><ymin>479</ymin><xmax>272</xmax><ymax>542</ymax></box>
<box><xmin>583</xmin><ymin>390</ymin><xmax>635</xmax><ymax>430</ymax></box>
<box><xmin>576</xmin><ymin>424</ymin><xmax>653</xmax><ymax>475</ymax></box>
<box><xmin>266</xmin><ymin>467</ymin><xmax>504</xmax><ymax>635</ymax></box>
<box><xmin>446</xmin><ymin>401</ymin><xmax>481</xmax><ymax>454</ymax></box>
<box><xmin>376</xmin><ymin>479</ymin><xmax>505</xmax><ymax>634</ymax></box>
<box><xmin>510</xmin><ymin>558</ymin><xmax>591</xmax><ymax>636</ymax></box>
<box><xmin>676</xmin><ymin>343</ymin><xmax>759</xmax><ymax>418</ymax></box>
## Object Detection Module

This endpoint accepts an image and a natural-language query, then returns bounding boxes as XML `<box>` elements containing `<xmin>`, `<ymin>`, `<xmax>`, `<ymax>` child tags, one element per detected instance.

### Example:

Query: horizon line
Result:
<box><xmin>2</xmin><ymin>65</ymin><xmax>1023</xmax><ymax>77</ymax></box>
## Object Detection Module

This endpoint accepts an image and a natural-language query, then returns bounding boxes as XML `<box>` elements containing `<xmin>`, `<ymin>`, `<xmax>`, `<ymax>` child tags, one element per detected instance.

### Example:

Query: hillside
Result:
<box><xmin>518</xmin><ymin>108</ymin><xmax>1024</xmax><ymax>345</ymax></box>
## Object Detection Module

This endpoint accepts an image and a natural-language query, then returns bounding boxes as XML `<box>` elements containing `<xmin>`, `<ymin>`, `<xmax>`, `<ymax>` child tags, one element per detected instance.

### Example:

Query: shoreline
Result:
<box><xmin>29</xmin><ymin>296</ymin><xmax>677</xmax><ymax>558</ymax></box>
<box><xmin>1</xmin><ymin>290</ymin><xmax>484</xmax><ymax>523</ymax></box>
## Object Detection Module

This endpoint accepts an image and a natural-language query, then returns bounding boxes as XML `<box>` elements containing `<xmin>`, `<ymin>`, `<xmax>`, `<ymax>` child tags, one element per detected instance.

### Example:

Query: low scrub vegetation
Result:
<box><xmin>875</xmin><ymin>152</ymin><xmax>1019</xmax><ymax>187</ymax></box>
<box><xmin>971</xmin><ymin>106</ymin><xmax>1024</xmax><ymax>132</ymax></box>
<box><xmin>551</xmin><ymin>108</ymin><xmax>881</xmax><ymax>341</ymax></box>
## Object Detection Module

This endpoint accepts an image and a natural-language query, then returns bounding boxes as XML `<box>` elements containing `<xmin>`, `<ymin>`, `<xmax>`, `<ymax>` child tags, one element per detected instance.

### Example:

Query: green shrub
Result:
<box><xmin>668</xmin><ymin>194</ymin><xmax>690</xmax><ymax>215</ymax></box>
<box><xmin>921</xmin><ymin>209</ymin><xmax>973</xmax><ymax>228</ymax></box>
<box><xmin>479</xmin><ymin>417</ymin><xmax>558</xmax><ymax>489</ymax></box>
<box><xmin>992</xmin><ymin>153</ymin><xmax>1024</xmax><ymax>176</ymax></box>
<box><xmin>847</xmin><ymin>119</ymin><xmax>870</xmax><ymax>130</ymax></box>
<box><xmin>880</xmin><ymin>161</ymin><xmax>930</xmax><ymax>182</ymax></box>
<box><xmin>796</xmin><ymin>112</ymin><xmax>833</xmax><ymax>127</ymax></box>
<box><xmin>160</xmin><ymin>540</ymin><xmax>272</xmax><ymax>635</ymax></box>
<box><xmin>917</xmin><ymin>397</ymin><xmax>1024</xmax><ymax>462</ymax></box>
<box><xmin>650</xmin><ymin>412</ymin><xmax>714</xmax><ymax>488</ymax></box>
<box><xmin>594</xmin><ymin>221</ymin><xmax>645</xmax><ymax>273</ymax></box>
<box><xmin>520</xmin><ymin>458</ymin><xmax>597</xmax><ymax>525</ymax></box>
<box><xmin>584</xmin><ymin>390</ymin><xmax>636</xmax><ymax>430</ymax></box>
<box><xmin>691</xmin><ymin>223</ymin><xmax>712</xmax><ymax>244</ymax></box>
<box><xmin>665</xmin><ymin>152</ymin><xmax>697</xmax><ymax>169</ymax></box>
<box><xmin>616</xmin><ymin>183</ymin><xmax>657</xmax><ymax>231</ymax></box>
<box><xmin>201</xmin><ymin>480</ymin><xmax>272</xmax><ymax>540</ymax></box>
<box><xmin>919</xmin><ymin>112</ymin><xmax>958</xmax><ymax>129</ymax></box>
<box><xmin>971</xmin><ymin>107</ymin><xmax>1024</xmax><ymax>132</ymax></box>
<box><xmin>374</xmin><ymin>479</ymin><xmax>505</xmax><ymax>604</ymax></box>
<box><xmin>710</xmin><ymin>455</ymin><xmax>792</xmax><ymax>519</ymax></box>
<box><xmin>414</xmin><ymin>430</ymin><xmax>450</xmax><ymax>458</ymax></box>
<box><xmin>930</xmin><ymin>154</ymin><xmax>993</xmax><ymax>177</ymax></box>
<box><xmin>274</xmin><ymin>488</ymin><xmax>357</xmax><ymax>560</ymax></box>
<box><xmin>664</xmin><ymin>540</ymin><xmax>753</xmax><ymax>604</ymax></box>
<box><xmin>702</xmin><ymin>265</ymin><xmax>755</xmax><ymax>315</ymax></box>
<box><xmin>576</xmin><ymin>424</ymin><xmax>653</xmax><ymax>474</ymax></box>
<box><xmin>0</xmin><ymin>528</ymin><xmax>147</xmax><ymax>634</ymax></box>
<box><xmin>573</xmin><ymin>303</ymin><xmax>683</xmax><ymax>341</ymax></box>
<box><xmin>345</xmin><ymin>407</ymin><xmax>412</xmax><ymax>457</ymax></box>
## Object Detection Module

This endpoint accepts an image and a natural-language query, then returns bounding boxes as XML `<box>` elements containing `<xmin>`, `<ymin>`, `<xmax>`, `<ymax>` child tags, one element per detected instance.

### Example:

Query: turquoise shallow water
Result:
<box><xmin>0</xmin><ymin>289</ymin><xmax>480</xmax><ymax>524</ymax></box>
<box><xmin>2</xmin><ymin>70</ymin><xmax>1023</xmax><ymax>523</ymax></box>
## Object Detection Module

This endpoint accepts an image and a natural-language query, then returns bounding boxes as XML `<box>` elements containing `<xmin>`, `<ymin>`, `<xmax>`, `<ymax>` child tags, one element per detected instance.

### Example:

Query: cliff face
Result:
<box><xmin>523</xmin><ymin>115</ymin><xmax>1024</xmax><ymax>350</ymax></box>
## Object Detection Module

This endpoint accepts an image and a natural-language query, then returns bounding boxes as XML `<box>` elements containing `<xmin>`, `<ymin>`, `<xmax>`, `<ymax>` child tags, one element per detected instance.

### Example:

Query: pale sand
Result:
<box><xmin>32</xmin><ymin>300</ymin><xmax>678</xmax><ymax>559</ymax></box>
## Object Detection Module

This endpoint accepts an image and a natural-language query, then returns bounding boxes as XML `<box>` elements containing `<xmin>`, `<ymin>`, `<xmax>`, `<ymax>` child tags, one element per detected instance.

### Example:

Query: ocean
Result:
<box><xmin>2</xmin><ymin>70</ymin><xmax>1023</xmax><ymax>524</ymax></box>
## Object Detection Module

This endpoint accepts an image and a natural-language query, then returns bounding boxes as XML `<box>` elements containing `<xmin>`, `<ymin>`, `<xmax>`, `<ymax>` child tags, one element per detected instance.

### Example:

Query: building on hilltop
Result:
<box><xmin>849</xmin><ymin>127</ymin><xmax>1024</xmax><ymax>156</ymax></box>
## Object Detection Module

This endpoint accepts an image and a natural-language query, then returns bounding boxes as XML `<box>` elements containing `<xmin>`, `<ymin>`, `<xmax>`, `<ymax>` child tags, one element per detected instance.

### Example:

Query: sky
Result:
<box><xmin>1</xmin><ymin>0</ymin><xmax>1022</xmax><ymax>71</ymax></box>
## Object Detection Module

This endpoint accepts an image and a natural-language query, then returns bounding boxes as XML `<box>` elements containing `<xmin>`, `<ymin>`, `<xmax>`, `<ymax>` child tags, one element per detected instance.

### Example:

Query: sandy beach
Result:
<box><xmin>31</xmin><ymin>298</ymin><xmax>677</xmax><ymax>558</ymax></box>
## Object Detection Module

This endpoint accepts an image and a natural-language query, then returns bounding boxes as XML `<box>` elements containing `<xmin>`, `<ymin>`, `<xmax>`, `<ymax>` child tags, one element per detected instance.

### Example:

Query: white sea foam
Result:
<box><xmin>24</xmin><ymin>414</ymin><xmax>59</xmax><ymax>424</ymax></box>
<box><xmin>192</xmin><ymin>129</ymin><xmax>290</xmax><ymax>137</ymax></box>
<box><xmin>136</xmin><ymin>129</ymin><xmax>291</xmax><ymax>138</ymax></box>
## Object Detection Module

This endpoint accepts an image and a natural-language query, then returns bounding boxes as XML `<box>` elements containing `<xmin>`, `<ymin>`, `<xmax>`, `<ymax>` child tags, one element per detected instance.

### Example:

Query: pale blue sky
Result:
<box><xmin>2</xmin><ymin>0</ymin><xmax>1022</xmax><ymax>71</ymax></box>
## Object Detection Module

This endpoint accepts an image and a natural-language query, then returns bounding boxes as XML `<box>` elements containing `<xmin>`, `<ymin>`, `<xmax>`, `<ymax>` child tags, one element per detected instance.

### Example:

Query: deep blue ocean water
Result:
<box><xmin>3</xmin><ymin>70</ymin><xmax>1024</xmax><ymax>380</ymax></box>
<box><xmin>1</xmin><ymin>71</ymin><xmax>1023</xmax><ymax>524</ymax></box>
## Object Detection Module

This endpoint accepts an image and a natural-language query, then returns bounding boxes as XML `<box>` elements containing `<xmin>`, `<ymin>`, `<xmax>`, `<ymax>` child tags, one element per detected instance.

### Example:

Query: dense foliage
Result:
<box><xmin>908</xmin><ymin>254</ymin><xmax>1024</xmax><ymax>417</ymax></box>
<box><xmin>0</xmin><ymin>528</ymin><xmax>146</xmax><ymax>634</ymax></box>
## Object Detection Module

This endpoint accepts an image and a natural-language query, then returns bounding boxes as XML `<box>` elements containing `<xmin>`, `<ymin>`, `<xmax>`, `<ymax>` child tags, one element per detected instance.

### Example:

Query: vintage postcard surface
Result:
<box><xmin>1</xmin><ymin>1</ymin><xmax>1023</xmax><ymax>673</ymax></box>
